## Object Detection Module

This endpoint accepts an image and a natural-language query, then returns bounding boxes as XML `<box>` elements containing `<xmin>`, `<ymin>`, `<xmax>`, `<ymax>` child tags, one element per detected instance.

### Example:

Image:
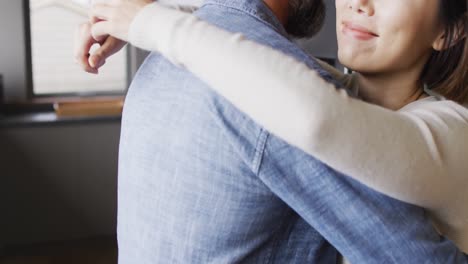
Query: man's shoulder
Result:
<box><xmin>194</xmin><ymin>3</ymin><xmax>335</xmax><ymax>83</ymax></box>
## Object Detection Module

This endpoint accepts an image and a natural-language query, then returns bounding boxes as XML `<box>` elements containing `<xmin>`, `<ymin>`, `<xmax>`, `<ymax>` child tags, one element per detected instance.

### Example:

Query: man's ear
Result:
<box><xmin>433</xmin><ymin>16</ymin><xmax>467</xmax><ymax>51</ymax></box>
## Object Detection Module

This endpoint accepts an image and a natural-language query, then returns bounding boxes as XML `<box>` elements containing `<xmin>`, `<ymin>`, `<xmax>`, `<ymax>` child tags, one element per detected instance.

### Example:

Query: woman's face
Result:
<box><xmin>335</xmin><ymin>0</ymin><xmax>444</xmax><ymax>74</ymax></box>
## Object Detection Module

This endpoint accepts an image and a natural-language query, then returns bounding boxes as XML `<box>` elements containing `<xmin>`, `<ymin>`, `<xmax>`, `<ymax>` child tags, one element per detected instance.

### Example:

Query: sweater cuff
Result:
<box><xmin>128</xmin><ymin>2</ymin><xmax>189</xmax><ymax>63</ymax></box>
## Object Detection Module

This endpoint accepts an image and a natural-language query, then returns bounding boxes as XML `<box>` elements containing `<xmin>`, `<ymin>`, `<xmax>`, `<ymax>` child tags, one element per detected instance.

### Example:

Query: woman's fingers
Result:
<box><xmin>89</xmin><ymin>3</ymin><xmax>115</xmax><ymax>41</ymax></box>
<box><xmin>74</xmin><ymin>1</ymin><xmax>131</xmax><ymax>74</ymax></box>
<box><xmin>91</xmin><ymin>21</ymin><xmax>112</xmax><ymax>41</ymax></box>
<box><xmin>74</xmin><ymin>22</ymin><xmax>98</xmax><ymax>74</ymax></box>
<box><xmin>89</xmin><ymin>36</ymin><xmax>127</xmax><ymax>69</ymax></box>
<box><xmin>89</xmin><ymin>0</ymin><xmax>149</xmax><ymax>42</ymax></box>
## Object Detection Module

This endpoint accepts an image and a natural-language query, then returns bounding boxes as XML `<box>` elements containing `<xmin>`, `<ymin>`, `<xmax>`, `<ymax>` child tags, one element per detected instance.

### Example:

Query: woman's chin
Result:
<box><xmin>338</xmin><ymin>56</ymin><xmax>376</xmax><ymax>74</ymax></box>
<box><xmin>337</xmin><ymin>49</ymin><xmax>381</xmax><ymax>73</ymax></box>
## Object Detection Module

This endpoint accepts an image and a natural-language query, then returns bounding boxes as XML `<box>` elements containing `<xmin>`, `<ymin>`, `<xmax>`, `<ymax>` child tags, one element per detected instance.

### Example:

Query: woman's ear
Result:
<box><xmin>432</xmin><ymin>31</ymin><xmax>447</xmax><ymax>51</ymax></box>
<box><xmin>433</xmin><ymin>15</ymin><xmax>467</xmax><ymax>51</ymax></box>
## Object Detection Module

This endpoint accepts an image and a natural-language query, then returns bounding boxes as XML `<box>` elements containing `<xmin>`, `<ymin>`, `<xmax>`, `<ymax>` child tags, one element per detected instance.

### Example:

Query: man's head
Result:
<box><xmin>287</xmin><ymin>0</ymin><xmax>326</xmax><ymax>39</ymax></box>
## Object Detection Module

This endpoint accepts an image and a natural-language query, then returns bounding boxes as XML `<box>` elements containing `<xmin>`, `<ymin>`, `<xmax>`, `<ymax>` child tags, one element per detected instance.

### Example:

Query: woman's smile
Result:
<box><xmin>341</xmin><ymin>21</ymin><xmax>378</xmax><ymax>41</ymax></box>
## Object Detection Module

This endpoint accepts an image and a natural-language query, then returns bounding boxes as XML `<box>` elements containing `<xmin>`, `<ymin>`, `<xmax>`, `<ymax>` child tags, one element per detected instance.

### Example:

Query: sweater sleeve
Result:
<box><xmin>128</xmin><ymin>2</ymin><xmax>468</xmax><ymax>210</ymax></box>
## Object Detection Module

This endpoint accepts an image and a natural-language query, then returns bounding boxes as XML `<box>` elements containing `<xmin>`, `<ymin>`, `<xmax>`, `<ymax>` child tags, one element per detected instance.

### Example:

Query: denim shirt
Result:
<box><xmin>118</xmin><ymin>0</ymin><xmax>466</xmax><ymax>263</ymax></box>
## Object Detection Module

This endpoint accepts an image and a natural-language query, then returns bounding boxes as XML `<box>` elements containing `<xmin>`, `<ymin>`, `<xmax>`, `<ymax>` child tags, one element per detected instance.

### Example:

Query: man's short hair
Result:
<box><xmin>287</xmin><ymin>0</ymin><xmax>326</xmax><ymax>39</ymax></box>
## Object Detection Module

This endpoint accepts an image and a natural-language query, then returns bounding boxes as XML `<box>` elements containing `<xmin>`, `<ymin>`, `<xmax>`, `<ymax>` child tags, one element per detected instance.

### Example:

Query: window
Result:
<box><xmin>29</xmin><ymin>0</ymin><xmax>128</xmax><ymax>96</ymax></box>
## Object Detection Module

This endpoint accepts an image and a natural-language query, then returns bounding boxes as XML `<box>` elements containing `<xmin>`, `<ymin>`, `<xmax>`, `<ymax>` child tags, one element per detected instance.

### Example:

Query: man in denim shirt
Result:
<box><xmin>117</xmin><ymin>0</ymin><xmax>466</xmax><ymax>263</ymax></box>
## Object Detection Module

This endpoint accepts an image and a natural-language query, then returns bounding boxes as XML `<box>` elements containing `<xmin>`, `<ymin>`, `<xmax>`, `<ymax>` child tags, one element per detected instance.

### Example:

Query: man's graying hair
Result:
<box><xmin>287</xmin><ymin>0</ymin><xmax>326</xmax><ymax>39</ymax></box>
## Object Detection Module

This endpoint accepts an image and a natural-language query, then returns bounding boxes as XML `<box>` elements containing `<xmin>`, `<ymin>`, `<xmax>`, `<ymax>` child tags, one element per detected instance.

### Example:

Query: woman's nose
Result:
<box><xmin>348</xmin><ymin>0</ymin><xmax>375</xmax><ymax>16</ymax></box>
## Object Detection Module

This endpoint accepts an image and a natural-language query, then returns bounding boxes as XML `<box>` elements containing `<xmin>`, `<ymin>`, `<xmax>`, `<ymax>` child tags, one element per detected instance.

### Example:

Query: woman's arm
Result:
<box><xmin>95</xmin><ymin>2</ymin><xmax>468</xmax><ymax>210</ymax></box>
<box><xmin>130</xmin><ymin>3</ymin><xmax>468</xmax><ymax>210</ymax></box>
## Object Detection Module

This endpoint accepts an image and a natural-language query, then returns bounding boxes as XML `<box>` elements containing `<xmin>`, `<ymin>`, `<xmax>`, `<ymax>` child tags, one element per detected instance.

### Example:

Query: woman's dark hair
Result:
<box><xmin>286</xmin><ymin>0</ymin><xmax>326</xmax><ymax>39</ymax></box>
<box><xmin>420</xmin><ymin>0</ymin><xmax>467</xmax><ymax>104</ymax></box>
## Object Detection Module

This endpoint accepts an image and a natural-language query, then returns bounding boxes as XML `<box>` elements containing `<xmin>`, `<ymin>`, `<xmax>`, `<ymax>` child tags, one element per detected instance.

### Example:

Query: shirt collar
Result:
<box><xmin>201</xmin><ymin>0</ymin><xmax>289</xmax><ymax>37</ymax></box>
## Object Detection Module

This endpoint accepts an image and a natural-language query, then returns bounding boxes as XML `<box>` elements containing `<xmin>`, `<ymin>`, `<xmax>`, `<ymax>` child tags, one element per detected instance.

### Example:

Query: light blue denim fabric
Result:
<box><xmin>117</xmin><ymin>0</ymin><xmax>467</xmax><ymax>263</ymax></box>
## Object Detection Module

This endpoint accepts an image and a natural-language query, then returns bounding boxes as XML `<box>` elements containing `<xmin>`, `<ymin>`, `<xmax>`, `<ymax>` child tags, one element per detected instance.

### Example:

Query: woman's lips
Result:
<box><xmin>342</xmin><ymin>21</ymin><xmax>379</xmax><ymax>41</ymax></box>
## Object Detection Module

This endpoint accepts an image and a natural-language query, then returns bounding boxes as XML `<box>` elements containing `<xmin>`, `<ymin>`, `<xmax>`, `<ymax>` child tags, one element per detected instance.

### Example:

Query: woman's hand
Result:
<box><xmin>89</xmin><ymin>0</ymin><xmax>153</xmax><ymax>42</ymax></box>
<box><xmin>74</xmin><ymin>21</ymin><xmax>127</xmax><ymax>74</ymax></box>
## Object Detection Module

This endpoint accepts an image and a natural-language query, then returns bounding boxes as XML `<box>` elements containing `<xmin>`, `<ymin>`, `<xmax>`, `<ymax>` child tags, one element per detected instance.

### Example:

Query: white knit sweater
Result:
<box><xmin>128</xmin><ymin>2</ymin><xmax>468</xmax><ymax>253</ymax></box>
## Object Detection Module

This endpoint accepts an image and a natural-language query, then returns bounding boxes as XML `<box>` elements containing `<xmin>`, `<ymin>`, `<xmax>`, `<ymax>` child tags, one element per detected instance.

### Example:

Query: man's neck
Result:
<box><xmin>263</xmin><ymin>0</ymin><xmax>289</xmax><ymax>26</ymax></box>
